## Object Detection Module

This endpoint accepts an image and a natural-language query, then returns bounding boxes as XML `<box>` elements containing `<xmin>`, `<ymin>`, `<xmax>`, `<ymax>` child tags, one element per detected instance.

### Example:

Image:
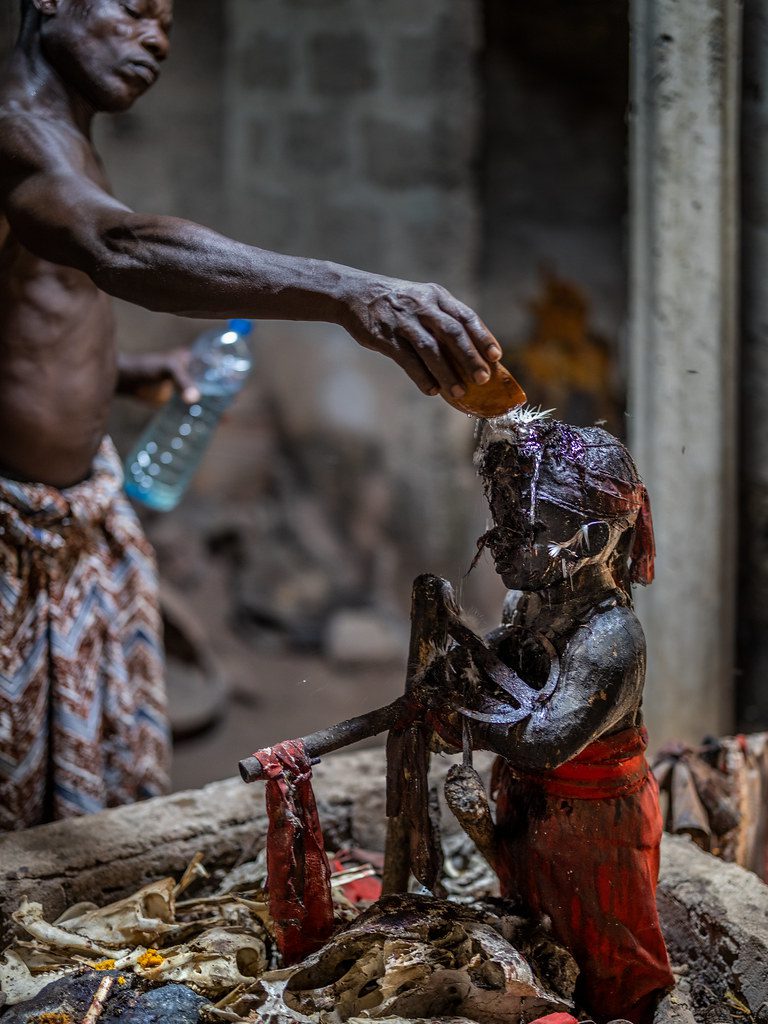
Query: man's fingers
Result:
<box><xmin>344</xmin><ymin>277</ymin><xmax>503</xmax><ymax>397</ymax></box>
<box><xmin>437</xmin><ymin>296</ymin><xmax>503</xmax><ymax>363</ymax></box>
<box><xmin>169</xmin><ymin>352</ymin><xmax>200</xmax><ymax>404</ymax></box>
<box><xmin>397</xmin><ymin>322</ymin><xmax>467</xmax><ymax>397</ymax></box>
<box><xmin>177</xmin><ymin>376</ymin><xmax>200</xmax><ymax>404</ymax></box>
<box><xmin>392</xmin><ymin>340</ymin><xmax>440</xmax><ymax>396</ymax></box>
<box><xmin>420</xmin><ymin>312</ymin><xmax>493</xmax><ymax>387</ymax></box>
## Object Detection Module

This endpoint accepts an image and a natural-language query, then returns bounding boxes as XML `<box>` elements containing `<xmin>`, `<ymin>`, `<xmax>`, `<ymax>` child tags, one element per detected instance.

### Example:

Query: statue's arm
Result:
<box><xmin>480</xmin><ymin>607</ymin><xmax>646</xmax><ymax>772</ymax></box>
<box><xmin>0</xmin><ymin>116</ymin><xmax>497</xmax><ymax>397</ymax></box>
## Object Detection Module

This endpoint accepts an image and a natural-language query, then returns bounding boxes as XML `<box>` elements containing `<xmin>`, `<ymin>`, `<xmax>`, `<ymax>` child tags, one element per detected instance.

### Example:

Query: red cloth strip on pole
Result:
<box><xmin>253</xmin><ymin>739</ymin><xmax>335</xmax><ymax>965</ymax></box>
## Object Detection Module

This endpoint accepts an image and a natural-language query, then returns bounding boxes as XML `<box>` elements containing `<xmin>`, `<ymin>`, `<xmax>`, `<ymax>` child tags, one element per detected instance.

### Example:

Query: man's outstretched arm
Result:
<box><xmin>1</xmin><ymin>122</ymin><xmax>500</xmax><ymax>398</ymax></box>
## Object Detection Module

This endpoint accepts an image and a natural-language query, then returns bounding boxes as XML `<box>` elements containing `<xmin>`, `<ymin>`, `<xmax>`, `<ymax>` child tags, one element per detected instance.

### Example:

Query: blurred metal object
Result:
<box><xmin>654</xmin><ymin>732</ymin><xmax>768</xmax><ymax>880</ymax></box>
<box><xmin>513</xmin><ymin>269</ymin><xmax>622</xmax><ymax>434</ymax></box>
<box><xmin>669</xmin><ymin>761</ymin><xmax>710</xmax><ymax>848</ymax></box>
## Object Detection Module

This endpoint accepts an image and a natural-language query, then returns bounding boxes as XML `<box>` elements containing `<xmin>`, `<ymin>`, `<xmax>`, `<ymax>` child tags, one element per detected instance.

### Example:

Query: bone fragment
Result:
<box><xmin>81</xmin><ymin>975</ymin><xmax>114</xmax><ymax>1024</ymax></box>
<box><xmin>443</xmin><ymin>763</ymin><xmax>498</xmax><ymax>869</ymax></box>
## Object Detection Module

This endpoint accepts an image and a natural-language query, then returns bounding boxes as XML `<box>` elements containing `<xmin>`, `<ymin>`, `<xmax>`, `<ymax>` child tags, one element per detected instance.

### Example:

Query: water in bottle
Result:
<box><xmin>124</xmin><ymin>319</ymin><xmax>253</xmax><ymax>511</ymax></box>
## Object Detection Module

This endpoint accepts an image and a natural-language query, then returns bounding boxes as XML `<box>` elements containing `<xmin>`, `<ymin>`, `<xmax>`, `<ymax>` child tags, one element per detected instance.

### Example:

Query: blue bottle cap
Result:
<box><xmin>228</xmin><ymin>319</ymin><xmax>253</xmax><ymax>336</ymax></box>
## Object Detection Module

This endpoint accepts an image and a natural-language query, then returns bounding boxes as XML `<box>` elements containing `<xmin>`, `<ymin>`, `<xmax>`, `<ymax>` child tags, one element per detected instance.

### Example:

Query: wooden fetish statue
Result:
<box><xmin>240</xmin><ymin>412</ymin><xmax>675</xmax><ymax>1023</ymax></box>
<box><xmin>465</xmin><ymin>412</ymin><xmax>674</xmax><ymax>1023</ymax></box>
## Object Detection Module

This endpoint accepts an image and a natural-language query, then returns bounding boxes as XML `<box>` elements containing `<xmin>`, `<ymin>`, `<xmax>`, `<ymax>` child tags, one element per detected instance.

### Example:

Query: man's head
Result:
<box><xmin>475</xmin><ymin>411</ymin><xmax>655</xmax><ymax>593</ymax></box>
<box><xmin>21</xmin><ymin>0</ymin><xmax>172</xmax><ymax>113</ymax></box>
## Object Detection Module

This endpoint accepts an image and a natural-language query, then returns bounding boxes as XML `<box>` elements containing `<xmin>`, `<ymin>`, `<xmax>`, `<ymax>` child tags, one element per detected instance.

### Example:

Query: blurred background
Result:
<box><xmin>1</xmin><ymin>0</ymin><xmax>764</xmax><ymax>788</ymax></box>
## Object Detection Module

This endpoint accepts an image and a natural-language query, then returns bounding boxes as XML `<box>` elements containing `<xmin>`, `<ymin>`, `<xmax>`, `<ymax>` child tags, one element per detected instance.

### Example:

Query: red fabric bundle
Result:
<box><xmin>330</xmin><ymin>858</ymin><xmax>383</xmax><ymax>903</ymax></box>
<box><xmin>529</xmin><ymin>1016</ymin><xmax>580</xmax><ymax>1024</ymax></box>
<box><xmin>253</xmin><ymin>740</ymin><xmax>335</xmax><ymax>965</ymax></box>
<box><xmin>492</xmin><ymin>727</ymin><xmax>674</xmax><ymax>1024</ymax></box>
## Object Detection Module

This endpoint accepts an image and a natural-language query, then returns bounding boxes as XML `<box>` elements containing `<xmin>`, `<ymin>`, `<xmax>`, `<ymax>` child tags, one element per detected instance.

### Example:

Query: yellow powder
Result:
<box><xmin>90</xmin><ymin>959</ymin><xmax>116</xmax><ymax>971</ymax></box>
<box><xmin>117</xmin><ymin>976</ymin><xmax>127</xmax><ymax>986</ymax></box>
<box><xmin>137</xmin><ymin>948</ymin><xmax>165</xmax><ymax>969</ymax></box>
<box><xmin>33</xmin><ymin>1014</ymin><xmax>73</xmax><ymax>1024</ymax></box>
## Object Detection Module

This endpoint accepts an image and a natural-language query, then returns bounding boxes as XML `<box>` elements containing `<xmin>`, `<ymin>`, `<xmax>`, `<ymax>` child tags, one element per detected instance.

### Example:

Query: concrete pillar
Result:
<box><xmin>628</xmin><ymin>0</ymin><xmax>741</xmax><ymax>745</ymax></box>
<box><xmin>739</xmin><ymin>0</ymin><xmax>768</xmax><ymax>730</ymax></box>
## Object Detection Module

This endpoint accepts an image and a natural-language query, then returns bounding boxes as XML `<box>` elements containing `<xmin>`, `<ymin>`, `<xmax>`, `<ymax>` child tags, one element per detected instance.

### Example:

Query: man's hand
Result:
<box><xmin>116</xmin><ymin>348</ymin><xmax>200</xmax><ymax>406</ymax></box>
<box><xmin>337</xmin><ymin>275</ymin><xmax>503</xmax><ymax>397</ymax></box>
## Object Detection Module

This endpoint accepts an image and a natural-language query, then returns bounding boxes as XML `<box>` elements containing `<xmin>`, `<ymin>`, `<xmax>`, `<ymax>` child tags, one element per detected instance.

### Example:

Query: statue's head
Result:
<box><xmin>475</xmin><ymin>410</ymin><xmax>655</xmax><ymax>594</ymax></box>
<box><xmin>21</xmin><ymin>0</ymin><xmax>172</xmax><ymax>113</ymax></box>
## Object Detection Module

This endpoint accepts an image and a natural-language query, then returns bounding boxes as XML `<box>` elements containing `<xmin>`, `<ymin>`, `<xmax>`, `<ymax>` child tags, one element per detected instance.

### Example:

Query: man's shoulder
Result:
<box><xmin>0</xmin><ymin>102</ymin><xmax>90</xmax><ymax>179</ymax></box>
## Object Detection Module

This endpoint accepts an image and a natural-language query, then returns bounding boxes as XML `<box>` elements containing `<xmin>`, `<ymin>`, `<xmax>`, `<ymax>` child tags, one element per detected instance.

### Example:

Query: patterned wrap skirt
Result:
<box><xmin>0</xmin><ymin>438</ymin><xmax>170</xmax><ymax>831</ymax></box>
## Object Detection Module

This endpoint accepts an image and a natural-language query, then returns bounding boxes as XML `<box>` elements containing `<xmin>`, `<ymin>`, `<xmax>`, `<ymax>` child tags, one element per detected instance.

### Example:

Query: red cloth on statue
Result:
<box><xmin>253</xmin><ymin>740</ymin><xmax>335</xmax><ymax>965</ymax></box>
<box><xmin>492</xmin><ymin>727</ymin><xmax>674</xmax><ymax>1024</ymax></box>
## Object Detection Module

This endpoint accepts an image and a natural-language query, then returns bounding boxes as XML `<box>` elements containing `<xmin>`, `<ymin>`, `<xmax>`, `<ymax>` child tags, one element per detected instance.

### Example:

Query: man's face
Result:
<box><xmin>480</xmin><ymin>441</ymin><xmax>584</xmax><ymax>591</ymax></box>
<box><xmin>41</xmin><ymin>0</ymin><xmax>173</xmax><ymax>113</ymax></box>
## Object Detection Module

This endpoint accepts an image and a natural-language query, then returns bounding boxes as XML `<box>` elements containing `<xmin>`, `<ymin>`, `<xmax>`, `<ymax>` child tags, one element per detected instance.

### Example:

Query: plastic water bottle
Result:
<box><xmin>124</xmin><ymin>320</ymin><xmax>253</xmax><ymax>511</ymax></box>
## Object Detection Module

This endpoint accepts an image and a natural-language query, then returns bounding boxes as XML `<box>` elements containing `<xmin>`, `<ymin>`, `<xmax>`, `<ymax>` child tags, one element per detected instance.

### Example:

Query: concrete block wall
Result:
<box><xmin>223</xmin><ymin>0</ymin><xmax>480</xmax><ymax>290</ymax></box>
<box><xmin>480</xmin><ymin>0</ymin><xmax>629</xmax><ymax>356</ymax></box>
<box><xmin>219</xmin><ymin>0</ymin><xmax>488</xmax><ymax>589</ymax></box>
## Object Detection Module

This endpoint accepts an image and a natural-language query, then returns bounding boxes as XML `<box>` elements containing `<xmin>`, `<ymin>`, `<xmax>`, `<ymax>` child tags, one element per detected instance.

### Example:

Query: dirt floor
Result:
<box><xmin>170</xmin><ymin>646</ymin><xmax>404</xmax><ymax>792</ymax></box>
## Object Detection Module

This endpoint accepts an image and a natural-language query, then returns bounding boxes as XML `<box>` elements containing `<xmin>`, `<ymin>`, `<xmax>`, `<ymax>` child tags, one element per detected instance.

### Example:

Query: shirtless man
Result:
<box><xmin>0</xmin><ymin>0</ymin><xmax>503</xmax><ymax>831</ymax></box>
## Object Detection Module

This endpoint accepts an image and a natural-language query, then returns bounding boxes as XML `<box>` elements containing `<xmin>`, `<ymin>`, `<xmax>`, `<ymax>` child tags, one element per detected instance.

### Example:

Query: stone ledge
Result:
<box><xmin>3</xmin><ymin>755</ymin><xmax>768</xmax><ymax>1020</ymax></box>
<box><xmin>0</xmin><ymin>748</ymin><xmax>390</xmax><ymax>944</ymax></box>
<box><xmin>0</xmin><ymin>748</ymin><xmax>485</xmax><ymax>944</ymax></box>
<box><xmin>657</xmin><ymin>834</ymin><xmax>768</xmax><ymax>1018</ymax></box>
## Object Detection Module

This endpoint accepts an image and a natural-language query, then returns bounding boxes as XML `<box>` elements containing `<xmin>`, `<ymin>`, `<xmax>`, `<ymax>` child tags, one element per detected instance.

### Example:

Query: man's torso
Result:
<box><xmin>0</xmin><ymin>100</ymin><xmax>117</xmax><ymax>489</ymax></box>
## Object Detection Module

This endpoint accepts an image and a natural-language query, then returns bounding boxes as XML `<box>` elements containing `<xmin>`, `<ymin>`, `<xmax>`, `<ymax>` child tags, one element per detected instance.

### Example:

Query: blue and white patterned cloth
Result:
<box><xmin>0</xmin><ymin>438</ymin><xmax>170</xmax><ymax>830</ymax></box>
